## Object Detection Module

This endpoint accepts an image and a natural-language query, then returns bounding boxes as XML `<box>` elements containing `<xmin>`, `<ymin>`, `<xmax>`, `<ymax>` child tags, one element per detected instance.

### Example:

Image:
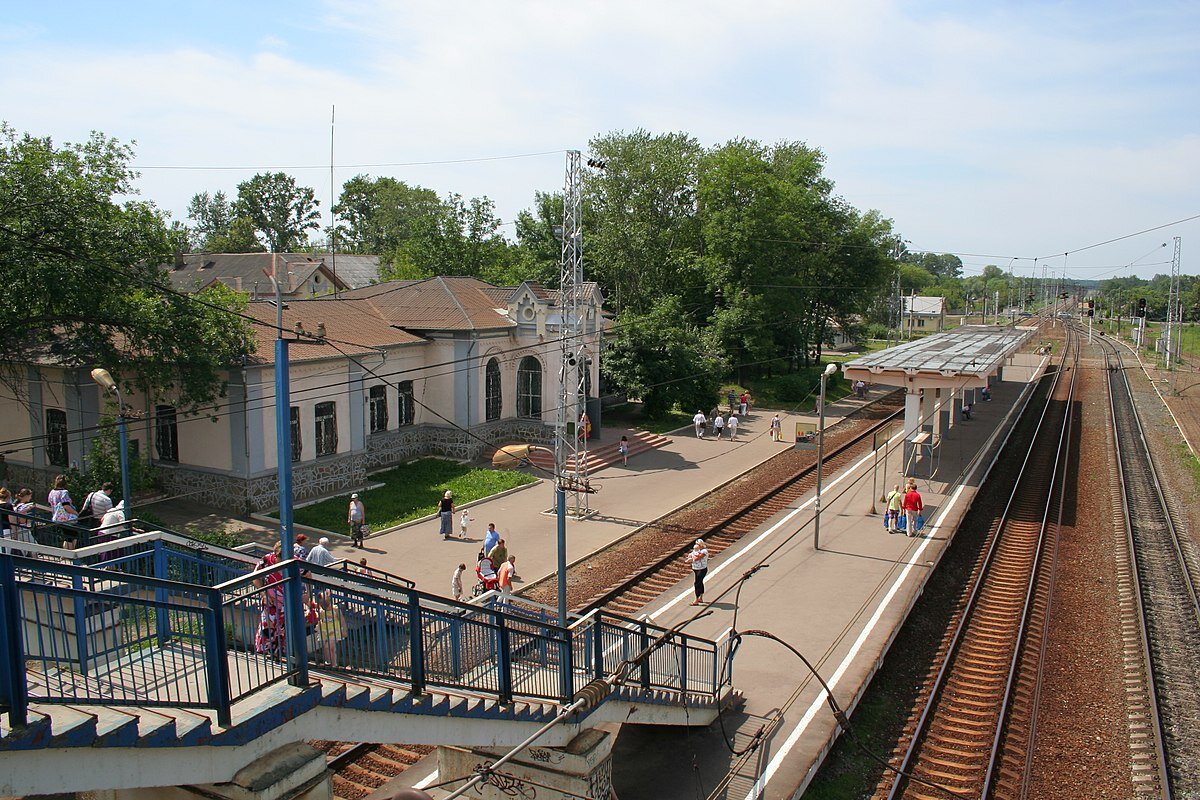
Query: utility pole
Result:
<box><xmin>1165</xmin><ymin>236</ymin><xmax>1183</xmax><ymax>387</ymax></box>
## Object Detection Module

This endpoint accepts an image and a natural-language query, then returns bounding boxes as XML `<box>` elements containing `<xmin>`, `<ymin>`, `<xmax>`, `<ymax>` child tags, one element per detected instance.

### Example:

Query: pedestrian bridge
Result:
<box><xmin>0</xmin><ymin>512</ymin><xmax>733</xmax><ymax>797</ymax></box>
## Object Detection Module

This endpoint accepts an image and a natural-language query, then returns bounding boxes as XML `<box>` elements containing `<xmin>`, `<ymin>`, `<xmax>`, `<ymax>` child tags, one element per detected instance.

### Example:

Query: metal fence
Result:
<box><xmin>0</xmin><ymin>545</ymin><xmax>731</xmax><ymax>732</ymax></box>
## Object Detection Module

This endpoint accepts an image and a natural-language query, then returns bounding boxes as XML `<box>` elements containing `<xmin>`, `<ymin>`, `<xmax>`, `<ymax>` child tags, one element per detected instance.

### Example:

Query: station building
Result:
<box><xmin>0</xmin><ymin>276</ymin><xmax>604</xmax><ymax>513</ymax></box>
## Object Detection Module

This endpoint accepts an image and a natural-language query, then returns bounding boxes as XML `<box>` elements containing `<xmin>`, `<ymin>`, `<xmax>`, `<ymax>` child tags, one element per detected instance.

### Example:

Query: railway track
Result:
<box><xmin>878</xmin><ymin>327</ymin><xmax>1079</xmax><ymax>800</ymax></box>
<box><xmin>317</xmin><ymin>740</ymin><xmax>434</xmax><ymax>800</ymax></box>
<box><xmin>1102</xmin><ymin>333</ymin><xmax>1200</xmax><ymax>797</ymax></box>
<box><xmin>574</xmin><ymin>396</ymin><xmax>904</xmax><ymax>617</ymax></box>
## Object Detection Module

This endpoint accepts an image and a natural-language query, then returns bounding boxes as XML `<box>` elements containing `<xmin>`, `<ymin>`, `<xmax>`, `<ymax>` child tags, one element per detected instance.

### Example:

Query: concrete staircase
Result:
<box><xmin>522</xmin><ymin>430</ymin><xmax>670</xmax><ymax>474</ymax></box>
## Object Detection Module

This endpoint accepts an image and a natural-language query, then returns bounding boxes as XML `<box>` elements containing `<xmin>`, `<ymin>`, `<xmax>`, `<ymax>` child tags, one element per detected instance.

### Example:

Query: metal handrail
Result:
<box><xmin>1</xmin><ymin>544</ymin><xmax>731</xmax><ymax>731</ymax></box>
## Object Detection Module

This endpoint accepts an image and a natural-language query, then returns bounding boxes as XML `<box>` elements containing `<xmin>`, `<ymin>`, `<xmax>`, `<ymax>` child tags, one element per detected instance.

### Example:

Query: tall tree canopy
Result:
<box><xmin>0</xmin><ymin>126</ymin><xmax>254</xmax><ymax>410</ymax></box>
<box><xmin>233</xmin><ymin>172</ymin><xmax>321</xmax><ymax>252</ymax></box>
<box><xmin>333</xmin><ymin>175</ymin><xmax>517</xmax><ymax>283</ymax></box>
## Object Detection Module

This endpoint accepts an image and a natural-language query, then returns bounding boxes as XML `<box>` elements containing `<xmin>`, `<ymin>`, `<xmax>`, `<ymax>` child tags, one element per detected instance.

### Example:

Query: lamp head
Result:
<box><xmin>824</xmin><ymin>363</ymin><xmax>838</xmax><ymax>377</ymax></box>
<box><xmin>91</xmin><ymin>368</ymin><xmax>117</xmax><ymax>394</ymax></box>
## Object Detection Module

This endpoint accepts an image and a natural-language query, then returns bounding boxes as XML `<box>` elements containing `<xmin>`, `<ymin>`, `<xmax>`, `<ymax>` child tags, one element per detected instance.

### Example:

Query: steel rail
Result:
<box><xmin>886</xmin><ymin>326</ymin><xmax>1078</xmax><ymax>799</ymax></box>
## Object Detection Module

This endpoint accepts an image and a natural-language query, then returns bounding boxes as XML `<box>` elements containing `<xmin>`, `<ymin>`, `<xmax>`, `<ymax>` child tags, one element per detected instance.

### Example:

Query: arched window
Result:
<box><xmin>516</xmin><ymin>357</ymin><xmax>542</xmax><ymax>419</ymax></box>
<box><xmin>485</xmin><ymin>358</ymin><xmax>502</xmax><ymax>421</ymax></box>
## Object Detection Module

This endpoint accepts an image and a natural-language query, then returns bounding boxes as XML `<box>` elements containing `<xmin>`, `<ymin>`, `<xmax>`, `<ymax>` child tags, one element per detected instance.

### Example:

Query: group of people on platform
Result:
<box><xmin>884</xmin><ymin>479</ymin><xmax>925</xmax><ymax>537</ymax></box>
<box><xmin>455</xmin><ymin>520</ymin><xmax>518</xmax><ymax>604</ymax></box>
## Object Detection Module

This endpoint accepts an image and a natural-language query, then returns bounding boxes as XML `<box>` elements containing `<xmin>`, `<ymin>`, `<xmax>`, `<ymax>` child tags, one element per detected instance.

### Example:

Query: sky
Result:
<box><xmin>3</xmin><ymin>0</ymin><xmax>1198</xmax><ymax>281</ymax></box>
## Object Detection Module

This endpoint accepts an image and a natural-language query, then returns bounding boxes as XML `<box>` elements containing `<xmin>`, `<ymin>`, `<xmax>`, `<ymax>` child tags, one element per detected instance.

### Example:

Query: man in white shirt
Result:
<box><xmin>81</xmin><ymin>482</ymin><xmax>115</xmax><ymax>527</ymax></box>
<box><xmin>98</xmin><ymin>501</ymin><xmax>127</xmax><ymax>536</ymax></box>
<box><xmin>307</xmin><ymin>537</ymin><xmax>336</xmax><ymax>568</ymax></box>
<box><xmin>727</xmin><ymin>414</ymin><xmax>739</xmax><ymax>440</ymax></box>
<box><xmin>712</xmin><ymin>414</ymin><xmax>726</xmax><ymax>440</ymax></box>
<box><xmin>692</xmin><ymin>410</ymin><xmax>707</xmax><ymax>439</ymax></box>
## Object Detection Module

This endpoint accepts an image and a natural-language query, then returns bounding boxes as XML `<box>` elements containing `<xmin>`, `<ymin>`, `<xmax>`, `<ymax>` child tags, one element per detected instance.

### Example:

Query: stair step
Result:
<box><xmin>38</xmin><ymin>705</ymin><xmax>98</xmax><ymax>747</ymax></box>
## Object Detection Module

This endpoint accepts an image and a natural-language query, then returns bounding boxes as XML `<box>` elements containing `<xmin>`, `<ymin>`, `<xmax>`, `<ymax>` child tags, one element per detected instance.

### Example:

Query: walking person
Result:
<box><xmin>687</xmin><ymin>539</ymin><xmax>709</xmax><ymax>606</ymax></box>
<box><xmin>483</xmin><ymin>522</ymin><xmax>500</xmax><ymax>555</ymax></box>
<box><xmin>438</xmin><ymin>490</ymin><xmax>455</xmax><ymax>540</ymax></box>
<box><xmin>487</xmin><ymin>538</ymin><xmax>508</xmax><ymax>567</ymax></box>
<box><xmin>318</xmin><ymin>592</ymin><xmax>346</xmax><ymax>668</ymax></box>
<box><xmin>451</xmin><ymin>563</ymin><xmax>467</xmax><ymax>602</ymax></box>
<box><xmin>348</xmin><ymin>493</ymin><xmax>366</xmax><ymax>548</ymax></box>
<box><xmin>727</xmin><ymin>414</ymin><xmax>739</xmax><ymax>440</ymax></box>
<box><xmin>693</xmin><ymin>409</ymin><xmax>707</xmax><ymax>439</ymax></box>
<box><xmin>618</xmin><ymin>435</ymin><xmax>629</xmax><ymax>465</ymax></box>
<box><xmin>902</xmin><ymin>481</ymin><xmax>924</xmax><ymax>538</ymax></box>
<box><xmin>307</xmin><ymin>537</ymin><xmax>336</xmax><ymax>568</ymax></box>
<box><xmin>78</xmin><ymin>482</ymin><xmax>115</xmax><ymax>528</ymax></box>
<box><xmin>0</xmin><ymin>488</ymin><xmax>12</xmax><ymax>553</ymax></box>
<box><xmin>48</xmin><ymin>474</ymin><xmax>79</xmax><ymax>548</ymax></box>
<box><xmin>459</xmin><ymin>509</ymin><xmax>473</xmax><ymax>539</ymax></box>
<box><xmin>293</xmin><ymin>533</ymin><xmax>309</xmax><ymax>561</ymax></box>
<box><xmin>497</xmin><ymin>556</ymin><xmax>516</xmax><ymax>606</ymax></box>
<box><xmin>770</xmin><ymin>414</ymin><xmax>782</xmax><ymax>442</ymax></box>
<box><xmin>712</xmin><ymin>413</ymin><xmax>725</xmax><ymax>440</ymax></box>
<box><xmin>885</xmin><ymin>484</ymin><xmax>903</xmax><ymax>532</ymax></box>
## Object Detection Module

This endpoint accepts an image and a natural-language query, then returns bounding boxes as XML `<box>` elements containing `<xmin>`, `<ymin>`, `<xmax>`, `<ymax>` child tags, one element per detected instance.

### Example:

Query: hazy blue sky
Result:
<box><xmin>3</xmin><ymin>1</ymin><xmax>1197</xmax><ymax>279</ymax></box>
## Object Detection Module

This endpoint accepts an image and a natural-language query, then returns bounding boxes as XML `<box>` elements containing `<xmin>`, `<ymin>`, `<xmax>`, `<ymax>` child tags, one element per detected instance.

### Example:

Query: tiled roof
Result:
<box><xmin>340</xmin><ymin>277</ymin><xmax>517</xmax><ymax>332</ymax></box>
<box><xmin>242</xmin><ymin>299</ymin><xmax>424</xmax><ymax>365</ymax></box>
<box><xmin>164</xmin><ymin>253</ymin><xmax>380</xmax><ymax>294</ymax></box>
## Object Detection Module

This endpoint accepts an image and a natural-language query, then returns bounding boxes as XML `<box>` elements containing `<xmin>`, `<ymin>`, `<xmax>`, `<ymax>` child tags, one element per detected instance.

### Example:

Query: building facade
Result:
<box><xmin>0</xmin><ymin>277</ymin><xmax>603</xmax><ymax>514</ymax></box>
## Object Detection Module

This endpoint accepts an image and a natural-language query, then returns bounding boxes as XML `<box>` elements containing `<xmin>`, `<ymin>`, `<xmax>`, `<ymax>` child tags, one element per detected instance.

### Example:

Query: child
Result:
<box><xmin>452</xmin><ymin>563</ymin><xmax>466</xmax><ymax>601</ymax></box>
<box><xmin>459</xmin><ymin>509</ymin><xmax>473</xmax><ymax>539</ymax></box>
<box><xmin>618</xmin><ymin>435</ymin><xmax>629</xmax><ymax>465</ymax></box>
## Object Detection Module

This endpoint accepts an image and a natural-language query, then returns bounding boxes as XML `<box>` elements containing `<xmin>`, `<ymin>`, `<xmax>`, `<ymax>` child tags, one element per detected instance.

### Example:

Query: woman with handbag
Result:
<box><xmin>48</xmin><ymin>474</ymin><xmax>79</xmax><ymax>548</ymax></box>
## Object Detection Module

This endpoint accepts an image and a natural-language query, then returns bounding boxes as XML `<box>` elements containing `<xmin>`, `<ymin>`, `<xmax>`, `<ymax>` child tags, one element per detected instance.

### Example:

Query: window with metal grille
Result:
<box><xmin>517</xmin><ymin>356</ymin><xmax>542</xmax><ymax>419</ymax></box>
<box><xmin>485</xmin><ymin>358</ymin><xmax>502</xmax><ymax>421</ymax></box>
<box><xmin>315</xmin><ymin>401</ymin><xmax>338</xmax><ymax>456</ymax></box>
<box><xmin>290</xmin><ymin>406</ymin><xmax>302</xmax><ymax>462</ymax></box>
<box><xmin>369</xmin><ymin>385</ymin><xmax>389</xmax><ymax>433</ymax></box>
<box><xmin>45</xmin><ymin>409</ymin><xmax>68</xmax><ymax>466</ymax></box>
<box><xmin>398</xmin><ymin>381</ymin><xmax>414</xmax><ymax>426</ymax></box>
<box><xmin>155</xmin><ymin>405</ymin><xmax>179</xmax><ymax>462</ymax></box>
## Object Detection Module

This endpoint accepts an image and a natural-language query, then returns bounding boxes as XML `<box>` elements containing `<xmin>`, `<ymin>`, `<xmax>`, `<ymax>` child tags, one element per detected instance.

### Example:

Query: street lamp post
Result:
<box><xmin>90</xmin><ymin>368</ymin><xmax>132</xmax><ymax>519</ymax></box>
<box><xmin>813</xmin><ymin>362</ymin><xmax>838</xmax><ymax>551</ymax></box>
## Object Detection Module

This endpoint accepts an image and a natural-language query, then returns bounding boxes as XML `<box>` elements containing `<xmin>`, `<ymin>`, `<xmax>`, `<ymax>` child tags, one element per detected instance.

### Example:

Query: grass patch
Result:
<box><xmin>272</xmin><ymin>458</ymin><xmax>538</xmax><ymax>533</ymax></box>
<box><xmin>1178</xmin><ymin>443</ymin><xmax>1200</xmax><ymax>490</ymax></box>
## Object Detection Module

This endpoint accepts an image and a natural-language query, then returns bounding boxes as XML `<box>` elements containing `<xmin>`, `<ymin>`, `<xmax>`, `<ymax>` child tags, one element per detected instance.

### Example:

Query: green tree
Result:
<box><xmin>601</xmin><ymin>295</ymin><xmax>721</xmax><ymax>416</ymax></box>
<box><xmin>234</xmin><ymin>172</ymin><xmax>321</xmax><ymax>252</ymax></box>
<box><xmin>0</xmin><ymin>126</ymin><xmax>255</xmax><ymax>411</ymax></box>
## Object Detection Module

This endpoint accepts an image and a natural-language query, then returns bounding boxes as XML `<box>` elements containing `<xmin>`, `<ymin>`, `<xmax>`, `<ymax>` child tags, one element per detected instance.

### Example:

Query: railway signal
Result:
<box><xmin>1138</xmin><ymin>298</ymin><xmax>1147</xmax><ymax>317</ymax></box>
<box><xmin>1086</xmin><ymin>301</ymin><xmax>1094</xmax><ymax>318</ymax></box>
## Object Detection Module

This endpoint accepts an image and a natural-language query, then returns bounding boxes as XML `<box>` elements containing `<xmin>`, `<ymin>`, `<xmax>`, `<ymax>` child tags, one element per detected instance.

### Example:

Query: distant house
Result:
<box><xmin>902</xmin><ymin>295</ymin><xmax>945</xmax><ymax>333</ymax></box>
<box><xmin>0</xmin><ymin>276</ymin><xmax>604</xmax><ymax>513</ymax></box>
<box><xmin>166</xmin><ymin>253</ymin><xmax>382</xmax><ymax>297</ymax></box>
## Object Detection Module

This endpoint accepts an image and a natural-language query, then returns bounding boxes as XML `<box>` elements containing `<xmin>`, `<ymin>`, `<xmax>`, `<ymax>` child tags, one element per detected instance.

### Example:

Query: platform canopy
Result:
<box><xmin>842</xmin><ymin>325</ymin><xmax>1036</xmax><ymax>390</ymax></box>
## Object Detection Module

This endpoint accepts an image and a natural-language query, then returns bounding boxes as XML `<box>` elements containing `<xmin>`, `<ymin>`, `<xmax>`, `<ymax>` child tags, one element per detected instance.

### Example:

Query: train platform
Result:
<box><xmin>607</xmin><ymin>371</ymin><xmax>1042</xmax><ymax>800</ymax></box>
<box><xmin>349</xmin><ymin>360</ymin><xmax>1044</xmax><ymax>798</ymax></box>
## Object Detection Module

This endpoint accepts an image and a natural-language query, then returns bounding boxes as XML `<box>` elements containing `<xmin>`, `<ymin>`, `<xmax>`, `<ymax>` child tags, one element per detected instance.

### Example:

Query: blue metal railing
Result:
<box><xmin>0</xmin><ymin>545</ymin><xmax>731</xmax><ymax>732</ymax></box>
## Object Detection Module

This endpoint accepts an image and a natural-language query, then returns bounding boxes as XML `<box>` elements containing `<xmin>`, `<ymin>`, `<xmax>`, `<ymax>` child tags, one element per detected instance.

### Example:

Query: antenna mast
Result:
<box><xmin>555</xmin><ymin>150</ymin><xmax>589</xmax><ymax>516</ymax></box>
<box><xmin>330</xmin><ymin>104</ymin><xmax>338</xmax><ymax>296</ymax></box>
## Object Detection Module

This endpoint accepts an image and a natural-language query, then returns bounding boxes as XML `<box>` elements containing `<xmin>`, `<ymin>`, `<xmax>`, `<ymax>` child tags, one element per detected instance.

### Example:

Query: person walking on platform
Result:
<box><xmin>902</xmin><ymin>481</ymin><xmax>924</xmax><ymax>538</ymax></box>
<box><xmin>687</xmin><ymin>539</ymin><xmax>709</xmax><ymax>605</ymax></box>
<box><xmin>451</xmin><ymin>563</ymin><xmax>466</xmax><ymax>602</ymax></box>
<box><xmin>727</xmin><ymin>414</ymin><xmax>739</xmax><ymax>440</ymax></box>
<box><xmin>483</xmin><ymin>522</ymin><xmax>500</xmax><ymax>553</ymax></box>
<box><xmin>885</xmin><ymin>484</ymin><xmax>903</xmax><ymax>532</ymax></box>
<box><xmin>770</xmin><ymin>414</ymin><xmax>782</xmax><ymax>442</ymax></box>
<box><xmin>348</xmin><ymin>493</ymin><xmax>366</xmax><ymax>548</ymax></box>
<box><xmin>438</xmin><ymin>490</ymin><xmax>455</xmax><ymax>540</ymax></box>
<box><xmin>712</xmin><ymin>413</ymin><xmax>725</xmax><ymax>440</ymax></box>
<box><xmin>693</xmin><ymin>410</ymin><xmax>707</xmax><ymax>439</ymax></box>
<box><xmin>618</xmin><ymin>435</ymin><xmax>629</xmax><ymax>465</ymax></box>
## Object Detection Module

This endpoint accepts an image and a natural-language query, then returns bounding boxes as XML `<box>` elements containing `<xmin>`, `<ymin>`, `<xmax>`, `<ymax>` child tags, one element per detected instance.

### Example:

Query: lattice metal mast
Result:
<box><xmin>555</xmin><ymin>150</ymin><xmax>589</xmax><ymax>514</ymax></box>
<box><xmin>1165</xmin><ymin>236</ymin><xmax>1182</xmax><ymax>372</ymax></box>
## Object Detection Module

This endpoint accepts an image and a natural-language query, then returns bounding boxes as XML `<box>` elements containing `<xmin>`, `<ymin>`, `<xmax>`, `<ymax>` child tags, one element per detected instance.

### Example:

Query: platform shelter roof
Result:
<box><xmin>843</xmin><ymin>325</ymin><xmax>1035</xmax><ymax>387</ymax></box>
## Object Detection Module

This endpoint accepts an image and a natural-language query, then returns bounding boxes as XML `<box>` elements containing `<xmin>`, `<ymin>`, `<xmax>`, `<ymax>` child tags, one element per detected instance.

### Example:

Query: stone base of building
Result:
<box><xmin>437</xmin><ymin>728</ymin><xmax>615</xmax><ymax>800</ymax></box>
<box><xmin>92</xmin><ymin>742</ymin><xmax>331</xmax><ymax>800</ymax></box>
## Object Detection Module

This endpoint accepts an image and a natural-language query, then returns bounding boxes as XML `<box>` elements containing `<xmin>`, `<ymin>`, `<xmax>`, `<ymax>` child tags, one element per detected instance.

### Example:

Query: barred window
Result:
<box><xmin>485</xmin><ymin>358</ymin><xmax>502</xmax><ymax>421</ymax></box>
<box><xmin>369</xmin><ymin>385</ymin><xmax>389</xmax><ymax>433</ymax></box>
<box><xmin>290</xmin><ymin>406</ymin><xmax>302</xmax><ymax>462</ymax></box>
<box><xmin>315</xmin><ymin>401</ymin><xmax>338</xmax><ymax>456</ymax></box>
<box><xmin>155</xmin><ymin>405</ymin><xmax>179</xmax><ymax>463</ymax></box>
<box><xmin>517</xmin><ymin>357</ymin><xmax>542</xmax><ymax>419</ymax></box>
<box><xmin>45</xmin><ymin>409</ymin><xmax>68</xmax><ymax>466</ymax></box>
<box><xmin>398</xmin><ymin>381</ymin><xmax>415</xmax><ymax>426</ymax></box>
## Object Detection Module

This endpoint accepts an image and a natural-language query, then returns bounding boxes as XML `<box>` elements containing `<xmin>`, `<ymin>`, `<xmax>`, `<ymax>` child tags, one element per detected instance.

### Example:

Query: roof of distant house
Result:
<box><xmin>164</xmin><ymin>252</ymin><xmax>380</xmax><ymax>295</ymax></box>
<box><xmin>339</xmin><ymin>276</ymin><xmax>520</xmax><ymax>332</ymax></box>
